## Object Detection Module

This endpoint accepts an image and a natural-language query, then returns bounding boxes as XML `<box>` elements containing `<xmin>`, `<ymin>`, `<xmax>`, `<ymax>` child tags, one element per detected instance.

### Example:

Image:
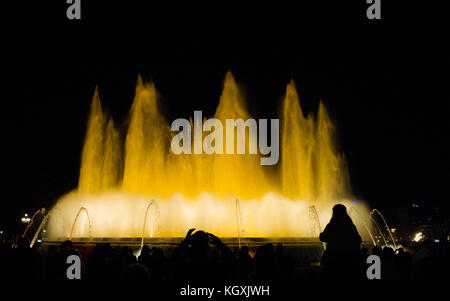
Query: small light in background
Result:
<box><xmin>427</xmin><ymin>217</ymin><xmax>432</xmax><ymax>221</ymax></box>
<box><xmin>21</xmin><ymin>214</ymin><xmax>31</xmax><ymax>224</ymax></box>
<box><xmin>413</xmin><ymin>232</ymin><xmax>423</xmax><ymax>242</ymax></box>
<box><xmin>352</xmin><ymin>201</ymin><xmax>358</xmax><ymax>204</ymax></box>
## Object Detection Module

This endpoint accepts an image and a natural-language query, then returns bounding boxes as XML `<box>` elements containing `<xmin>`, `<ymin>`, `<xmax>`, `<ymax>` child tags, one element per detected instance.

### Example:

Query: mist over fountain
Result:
<box><xmin>46</xmin><ymin>71</ymin><xmax>371</xmax><ymax>241</ymax></box>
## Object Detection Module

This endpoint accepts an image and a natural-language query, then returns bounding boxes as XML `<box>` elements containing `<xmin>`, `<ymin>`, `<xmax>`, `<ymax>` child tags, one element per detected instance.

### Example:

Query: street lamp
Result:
<box><xmin>413</xmin><ymin>232</ymin><xmax>423</xmax><ymax>242</ymax></box>
<box><xmin>21</xmin><ymin>213</ymin><xmax>31</xmax><ymax>224</ymax></box>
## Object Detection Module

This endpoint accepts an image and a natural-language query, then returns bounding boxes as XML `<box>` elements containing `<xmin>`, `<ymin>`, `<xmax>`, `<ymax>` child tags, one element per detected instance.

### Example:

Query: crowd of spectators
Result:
<box><xmin>0</xmin><ymin>205</ymin><xmax>448</xmax><ymax>280</ymax></box>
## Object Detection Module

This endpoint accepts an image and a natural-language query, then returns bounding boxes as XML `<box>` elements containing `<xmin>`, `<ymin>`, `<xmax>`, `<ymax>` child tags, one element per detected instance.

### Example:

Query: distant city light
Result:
<box><xmin>413</xmin><ymin>232</ymin><xmax>423</xmax><ymax>242</ymax></box>
<box><xmin>21</xmin><ymin>214</ymin><xmax>31</xmax><ymax>224</ymax></box>
<box><xmin>434</xmin><ymin>239</ymin><xmax>440</xmax><ymax>243</ymax></box>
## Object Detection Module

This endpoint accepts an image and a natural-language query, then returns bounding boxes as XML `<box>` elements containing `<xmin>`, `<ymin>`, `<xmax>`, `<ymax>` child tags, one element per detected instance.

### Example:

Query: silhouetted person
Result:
<box><xmin>138</xmin><ymin>245</ymin><xmax>152</xmax><ymax>270</ymax></box>
<box><xmin>372</xmin><ymin>245</ymin><xmax>382</xmax><ymax>257</ymax></box>
<box><xmin>138</xmin><ymin>245</ymin><xmax>167</xmax><ymax>280</ymax></box>
<box><xmin>184</xmin><ymin>230</ymin><xmax>210</xmax><ymax>280</ymax></box>
<box><xmin>276</xmin><ymin>244</ymin><xmax>294</xmax><ymax>279</ymax></box>
<box><xmin>381</xmin><ymin>246</ymin><xmax>399</xmax><ymax>280</ymax></box>
<box><xmin>361</xmin><ymin>247</ymin><xmax>368</xmax><ymax>259</ymax></box>
<box><xmin>149</xmin><ymin>246</ymin><xmax>170</xmax><ymax>280</ymax></box>
<box><xmin>45</xmin><ymin>245</ymin><xmax>59</xmax><ymax>280</ymax></box>
<box><xmin>395</xmin><ymin>248</ymin><xmax>412</xmax><ymax>280</ymax></box>
<box><xmin>88</xmin><ymin>243</ymin><xmax>115</xmax><ymax>280</ymax></box>
<box><xmin>236</xmin><ymin>246</ymin><xmax>253</xmax><ymax>280</ymax></box>
<box><xmin>252</xmin><ymin>243</ymin><xmax>281</xmax><ymax>280</ymax></box>
<box><xmin>123</xmin><ymin>246</ymin><xmax>137</xmax><ymax>267</ymax></box>
<box><xmin>319</xmin><ymin>204</ymin><xmax>362</xmax><ymax>279</ymax></box>
<box><xmin>57</xmin><ymin>240</ymin><xmax>82</xmax><ymax>280</ymax></box>
<box><xmin>123</xmin><ymin>263</ymin><xmax>151</xmax><ymax>280</ymax></box>
<box><xmin>171</xmin><ymin>229</ymin><xmax>235</xmax><ymax>280</ymax></box>
<box><xmin>412</xmin><ymin>240</ymin><xmax>441</xmax><ymax>280</ymax></box>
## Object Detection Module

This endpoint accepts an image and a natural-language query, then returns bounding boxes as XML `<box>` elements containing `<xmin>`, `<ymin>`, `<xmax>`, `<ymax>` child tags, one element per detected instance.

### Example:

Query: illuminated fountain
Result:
<box><xmin>46</xmin><ymin>71</ymin><xmax>372</xmax><ymax>241</ymax></box>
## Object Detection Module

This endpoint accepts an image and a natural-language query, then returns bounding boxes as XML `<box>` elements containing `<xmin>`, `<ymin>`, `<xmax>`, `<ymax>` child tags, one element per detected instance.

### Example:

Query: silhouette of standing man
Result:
<box><xmin>319</xmin><ymin>204</ymin><xmax>363</xmax><ymax>279</ymax></box>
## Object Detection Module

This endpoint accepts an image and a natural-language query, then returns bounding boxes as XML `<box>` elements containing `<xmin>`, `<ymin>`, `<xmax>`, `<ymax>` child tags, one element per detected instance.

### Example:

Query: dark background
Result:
<box><xmin>1</xmin><ymin>1</ymin><xmax>448</xmax><ymax>235</ymax></box>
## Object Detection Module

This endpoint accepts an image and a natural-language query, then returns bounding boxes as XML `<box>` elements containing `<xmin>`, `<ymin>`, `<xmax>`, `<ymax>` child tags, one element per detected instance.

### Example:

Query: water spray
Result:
<box><xmin>69</xmin><ymin>207</ymin><xmax>91</xmax><ymax>241</ymax></box>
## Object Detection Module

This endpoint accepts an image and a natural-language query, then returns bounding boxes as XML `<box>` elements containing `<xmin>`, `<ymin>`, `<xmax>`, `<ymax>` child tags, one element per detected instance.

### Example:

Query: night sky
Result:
<box><xmin>2</xmin><ymin>1</ymin><xmax>448</xmax><ymax>234</ymax></box>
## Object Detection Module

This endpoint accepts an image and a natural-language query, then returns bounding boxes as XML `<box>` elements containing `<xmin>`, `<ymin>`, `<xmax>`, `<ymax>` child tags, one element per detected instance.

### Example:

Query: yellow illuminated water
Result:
<box><xmin>47</xmin><ymin>72</ymin><xmax>370</xmax><ymax>239</ymax></box>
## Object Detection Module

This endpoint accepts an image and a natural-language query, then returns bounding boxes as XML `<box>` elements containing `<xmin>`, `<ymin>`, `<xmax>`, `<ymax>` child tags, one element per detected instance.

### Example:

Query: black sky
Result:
<box><xmin>2</xmin><ymin>1</ymin><xmax>448</xmax><ymax>233</ymax></box>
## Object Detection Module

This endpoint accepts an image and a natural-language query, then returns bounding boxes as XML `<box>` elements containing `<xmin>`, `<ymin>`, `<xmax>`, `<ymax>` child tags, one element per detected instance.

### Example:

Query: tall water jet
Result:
<box><xmin>281</xmin><ymin>80</ymin><xmax>315</xmax><ymax>200</ymax></box>
<box><xmin>79</xmin><ymin>88</ymin><xmax>122</xmax><ymax>193</ymax></box>
<box><xmin>122</xmin><ymin>78</ymin><xmax>169</xmax><ymax>196</ymax></box>
<box><xmin>280</xmin><ymin>82</ymin><xmax>350</xmax><ymax>203</ymax></box>
<box><xmin>78</xmin><ymin>88</ymin><xmax>105</xmax><ymax>193</ymax></box>
<box><xmin>315</xmin><ymin>102</ymin><xmax>350</xmax><ymax>202</ymax></box>
<box><xmin>211</xmin><ymin>72</ymin><xmax>271</xmax><ymax>198</ymax></box>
